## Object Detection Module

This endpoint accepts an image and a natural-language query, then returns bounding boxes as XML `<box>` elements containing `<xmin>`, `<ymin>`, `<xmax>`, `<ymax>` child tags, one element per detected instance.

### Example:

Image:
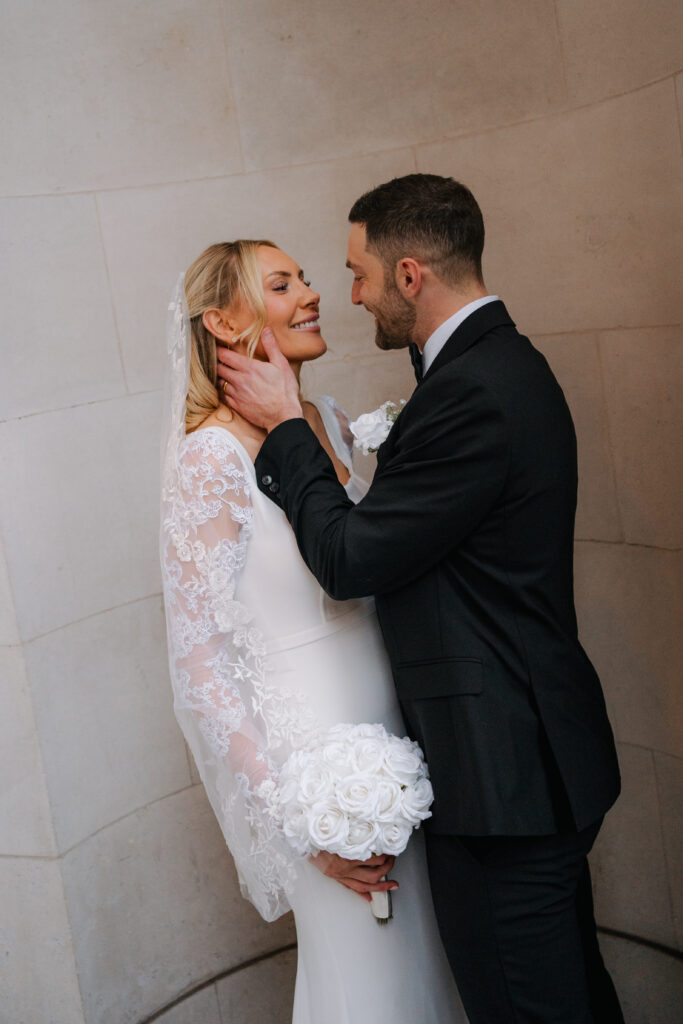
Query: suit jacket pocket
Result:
<box><xmin>394</xmin><ymin>657</ymin><xmax>483</xmax><ymax>700</ymax></box>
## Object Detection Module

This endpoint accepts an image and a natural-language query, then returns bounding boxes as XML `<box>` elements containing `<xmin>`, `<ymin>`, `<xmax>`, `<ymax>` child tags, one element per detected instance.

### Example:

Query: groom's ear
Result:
<box><xmin>395</xmin><ymin>257</ymin><xmax>422</xmax><ymax>299</ymax></box>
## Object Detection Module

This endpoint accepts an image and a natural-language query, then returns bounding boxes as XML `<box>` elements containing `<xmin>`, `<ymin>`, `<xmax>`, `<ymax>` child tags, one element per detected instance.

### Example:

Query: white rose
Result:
<box><xmin>280</xmin><ymin>748</ymin><xmax>308</xmax><ymax>781</ymax></box>
<box><xmin>322</xmin><ymin>723</ymin><xmax>354</xmax><ymax>744</ymax></box>
<box><xmin>399</xmin><ymin>778</ymin><xmax>434</xmax><ymax>826</ymax></box>
<box><xmin>340</xmin><ymin>819</ymin><xmax>380</xmax><ymax>861</ymax></box>
<box><xmin>350</xmin><ymin>402</ymin><xmax>406</xmax><ymax>455</ymax></box>
<box><xmin>377</xmin><ymin>821</ymin><xmax>413</xmax><ymax>856</ymax></box>
<box><xmin>350</xmin><ymin>722</ymin><xmax>386</xmax><ymax>740</ymax></box>
<box><xmin>320</xmin><ymin>740</ymin><xmax>353</xmax><ymax>777</ymax></box>
<box><xmin>349</xmin><ymin>408</ymin><xmax>390</xmax><ymax>456</ymax></box>
<box><xmin>308</xmin><ymin>804</ymin><xmax>349</xmax><ymax>853</ymax></box>
<box><xmin>336</xmin><ymin>774</ymin><xmax>380</xmax><ymax>819</ymax></box>
<box><xmin>383</xmin><ymin>739</ymin><xmax>424</xmax><ymax>786</ymax></box>
<box><xmin>282</xmin><ymin>805</ymin><xmax>311</xmax><ymax>855</ymax></box>
<box><xmin>276</xmin><ymin>775</ymin><xmax>300</xmax><ymax>808</ymax></box>
<box><xmin>353</xmin><ymin>737</ymin><xmax>386</xmax><ymax>775</ymax></box>
<box><xmin>374</xmin><ymin>779</ymin><xmax>404</xmax><ymax>822</ymax></box>
<box><xmin>299</xmin><ymin>762</ymin><xmax>335</xmax><ymax>806</ymax></box>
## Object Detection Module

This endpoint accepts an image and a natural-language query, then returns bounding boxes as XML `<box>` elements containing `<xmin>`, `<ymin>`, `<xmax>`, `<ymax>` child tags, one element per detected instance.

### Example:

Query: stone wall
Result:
<box><xmin>0</xmin><ymin>1</ymin><xmax>681</xmax><ymax>1021</ymax></box>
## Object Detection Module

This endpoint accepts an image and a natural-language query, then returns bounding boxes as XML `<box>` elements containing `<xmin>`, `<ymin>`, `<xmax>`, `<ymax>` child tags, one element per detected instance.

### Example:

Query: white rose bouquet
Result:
<box><xmin>275</xmin><ymin>722</ymin><xmax>433</xmax><ymax>923</ymax></box>
<box><xmin>349</xmin><ymin>400</ymin><xmax>406</xmax><ymax>455</ymax></box>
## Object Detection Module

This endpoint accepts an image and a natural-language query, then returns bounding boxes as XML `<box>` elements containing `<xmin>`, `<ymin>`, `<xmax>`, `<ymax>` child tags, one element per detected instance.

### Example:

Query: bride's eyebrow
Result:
<box><xmin>265</xmin><ymin>269</ymin><xmax>306</xmax><ymax>280</ymax></box>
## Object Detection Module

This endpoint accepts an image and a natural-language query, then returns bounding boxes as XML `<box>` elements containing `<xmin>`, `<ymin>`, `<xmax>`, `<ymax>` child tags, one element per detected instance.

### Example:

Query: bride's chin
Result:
<box><xmin>301</xmin><ymin>339</ymin><xmax>328</xmax><ymax>362</ymax></box>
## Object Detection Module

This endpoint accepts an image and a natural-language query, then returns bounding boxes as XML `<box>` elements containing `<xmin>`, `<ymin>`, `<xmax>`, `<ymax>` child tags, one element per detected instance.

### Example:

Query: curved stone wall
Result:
<box><xmin>1</xmin><ymin>1</ymin><xmax>680</xmax><ymax>1021</ymax></box>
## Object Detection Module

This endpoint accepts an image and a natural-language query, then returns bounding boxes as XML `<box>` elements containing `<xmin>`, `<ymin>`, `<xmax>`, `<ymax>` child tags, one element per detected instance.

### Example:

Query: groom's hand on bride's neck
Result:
<box><xmin>310</xmin><ymin>851</ymin><xmax>399</xmax><ymax>902</ymax></box>
<box><xmin>216</xmin><ymin>327</ymin><xmax>303</xmax><ymax>432</ymax></box>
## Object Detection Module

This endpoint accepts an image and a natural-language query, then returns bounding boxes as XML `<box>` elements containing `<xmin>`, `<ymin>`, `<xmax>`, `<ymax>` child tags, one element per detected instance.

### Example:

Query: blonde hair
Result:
<box><xmin>184</xmin><ymin>239</ymin><xmax>278</xmax><ymax>433</ymax></box>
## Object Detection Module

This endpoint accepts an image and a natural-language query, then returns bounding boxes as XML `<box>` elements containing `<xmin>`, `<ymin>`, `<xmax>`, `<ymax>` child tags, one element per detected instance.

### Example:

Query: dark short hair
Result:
<box><xmin>348</xmin><ymin>173</ymin><xmax>484</xmax><ymax>285</ymax></box>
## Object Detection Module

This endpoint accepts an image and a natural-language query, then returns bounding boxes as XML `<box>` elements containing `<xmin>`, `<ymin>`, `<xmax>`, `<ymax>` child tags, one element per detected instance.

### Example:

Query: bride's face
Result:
<box><xmin>231</xmin><ymin>245</ymin><xmax>327</xmax><ymax>365</ymax></box>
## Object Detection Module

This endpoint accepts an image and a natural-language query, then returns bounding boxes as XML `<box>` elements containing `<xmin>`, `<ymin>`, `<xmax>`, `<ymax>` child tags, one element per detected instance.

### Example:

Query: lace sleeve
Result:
<box><xmin>161</xmin><ymin>429</ymin><xmax>304</xmax><ymax>921</ymax></box>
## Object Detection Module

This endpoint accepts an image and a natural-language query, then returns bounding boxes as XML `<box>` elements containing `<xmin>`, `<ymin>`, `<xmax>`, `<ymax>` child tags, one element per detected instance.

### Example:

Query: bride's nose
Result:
<box><xmin>302</xmin><ymin>283</ymin><xmax>320</xmax><ymax>305</ymax></box>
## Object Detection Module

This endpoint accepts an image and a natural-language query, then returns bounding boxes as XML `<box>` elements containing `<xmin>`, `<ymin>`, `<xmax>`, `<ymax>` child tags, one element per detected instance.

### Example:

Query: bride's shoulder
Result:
<box><xmin>180</xmin><ymin>423</ymin><xmax>255</xmax><ymax>476</ymax></box>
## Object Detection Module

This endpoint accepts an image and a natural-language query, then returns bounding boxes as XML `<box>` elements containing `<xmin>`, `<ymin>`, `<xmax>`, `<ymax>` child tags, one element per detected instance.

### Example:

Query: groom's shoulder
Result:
<box><xmin>464</xmin><ymin>319</ymin><xmax>557</xmax><ymax>387</ymax></box>
<box><xmin>418</xmin><ymin>320</ymin><xmax>566</xmax><ymax>424</ymax></box>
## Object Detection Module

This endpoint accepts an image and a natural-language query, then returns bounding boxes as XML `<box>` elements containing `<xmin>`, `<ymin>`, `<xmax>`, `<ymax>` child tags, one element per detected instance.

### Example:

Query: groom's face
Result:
<box><xmin>346</xmin><ymin>224</ymin><xmax>416</xmax><ymax>350</ymax></box>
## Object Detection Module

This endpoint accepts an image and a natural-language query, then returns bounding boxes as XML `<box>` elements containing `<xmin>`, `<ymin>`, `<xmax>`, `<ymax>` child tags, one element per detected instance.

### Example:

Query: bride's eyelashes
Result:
<box><xmin>271</xmin><ymin>278</ymin><xmax>312</xmax><ymax>293</ymax></box>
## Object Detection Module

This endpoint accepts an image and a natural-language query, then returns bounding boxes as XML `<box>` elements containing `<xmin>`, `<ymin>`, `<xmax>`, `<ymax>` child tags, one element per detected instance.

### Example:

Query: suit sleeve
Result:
<box><xmin>255</xmin><ymin>373</ymin><xmax>509</xmax><ymax>599</ymax></box>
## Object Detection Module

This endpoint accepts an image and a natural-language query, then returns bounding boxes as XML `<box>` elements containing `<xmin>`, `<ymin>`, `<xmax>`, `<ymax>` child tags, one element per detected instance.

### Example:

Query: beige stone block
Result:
<box><xmin>62</xmin><ymin>787</ymin><xmax>295</xmax><ymax>1024</ymax></box>
<box><xmin>216</xmin><ymin>947</ymin><xmax>297</xmax><ymax>1024</ymax></box>
<box><xmin>0</xmin><ymin>647</ymin><xmax>56</xmax><ymax>856</ymax></box>
<box><xmin>222</xmin><ymin>0</ymin><xmax>565</xmax><ymax>171</ymax></box>
<box><xmin>0</xmin><ymin>0</ymin><xmax>241</xmax><ymax>195</ymax></box>
<box><xmin>417</xmin><ymin>82</ymin><xmax>683</xmax><ymax>334</ymax></box>
<box><xmin>590</xmin><ymin>743</ymin><xmax>676</xmax><ymax>948</ymax></box>
<box><xmin>598</xmin><ymin>933</ymin><xmax>683</xmax><ymax>1024</ymax></box>
<box><xmin>533</xmin><ymin>334</ymin><xmax>621</xmax><ymax>542</ymax></box>
<box><xmin>0</xmin><ymin>857</ymin><xmax>83</xmax><ymax>1024</ymax></box>
<box><xmin>0</xmin><ymin>196</ymin><xmax>126</xmax><ymax>420</ymax></box>
<box><xmin>0</xmin><ymin>391</ymin><xmax>163</xmax><ymax>640</ymax></box>
<box><xmin>556</xmin><ymin>0</ymin><xmax>683</xmax><ymax>104</ymax></box>
<box><xmin>574</xmin><ymin>543</ymin><xmax>683</xmax><ymax>758</ymax></box>
<box><xmin>153</xmin><ymin>984</ymin><xmax>222</xmax><ymax>1024</ymax></box>
<box><xmin>24</xmin><ymin>598</ymin><xmax>190</xmax><ymax>852</ymax></box>
<box><xmin>654</xmin><ymin>753</ymin><xmax>683</xmax><ymax>951</ymax></box>
<box><xmin>0</xmin><ymin>532</ymin><xmax>19</xmax><ymax>646</ymax></box>
<box><xmin>96</xmin><ymin>148</ymin><xmax>416</xmax><ymax>392</ymax></box>
<box><xmin>599</xmin><ymin>327</ymin><xmax>683</xmax><ymax>550</ymax></box>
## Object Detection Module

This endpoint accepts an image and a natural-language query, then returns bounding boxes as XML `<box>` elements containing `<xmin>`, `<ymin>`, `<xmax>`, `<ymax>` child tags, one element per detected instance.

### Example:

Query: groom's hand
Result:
<box><xmin>310</xmin><ymin>851</ymin><xmax>398</xmax><ymax>902</ymax></box>
<box><xmin>216</xmin><ymin>327</ymin><xmax>303</xmax><ymax>432</ymax></box>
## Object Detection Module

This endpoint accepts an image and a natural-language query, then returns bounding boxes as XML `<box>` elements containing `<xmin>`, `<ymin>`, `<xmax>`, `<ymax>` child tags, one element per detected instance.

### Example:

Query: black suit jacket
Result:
<box><xmin>256</xmin><ymin>301</ymin><xmax>620</xmax><ymax>835</ymax></box>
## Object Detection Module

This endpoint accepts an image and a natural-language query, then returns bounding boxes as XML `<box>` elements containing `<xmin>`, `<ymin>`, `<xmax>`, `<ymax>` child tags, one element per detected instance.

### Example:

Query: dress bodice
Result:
<box><xmin>199</xmin><ymin>396</ymin><xmax>373</xmax><ymax>649</ymax></box>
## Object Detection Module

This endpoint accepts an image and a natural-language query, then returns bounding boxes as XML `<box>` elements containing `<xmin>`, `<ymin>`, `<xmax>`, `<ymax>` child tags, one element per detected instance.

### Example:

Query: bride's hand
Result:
<box><xmin>310</xmin><ymin>851</ymin><xmax>398</xmax><ymax>902</ymax></box>
<box><xmin>216</xmin><ymin>327</ymin><xmax>303</xmax><ymax>432</ymax></box>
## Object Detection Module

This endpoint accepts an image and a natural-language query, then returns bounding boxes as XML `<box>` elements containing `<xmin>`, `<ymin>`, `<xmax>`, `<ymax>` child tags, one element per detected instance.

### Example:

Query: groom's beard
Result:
<box><xmin>372</xmin><ymin>281</ymin><xmax>417</xmax><ymax>351</ymax></box>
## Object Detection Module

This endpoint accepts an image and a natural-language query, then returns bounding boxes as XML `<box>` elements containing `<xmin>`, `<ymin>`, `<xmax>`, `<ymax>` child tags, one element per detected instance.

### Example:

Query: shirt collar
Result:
<box><xmin>421</xmin><ymin>295</ymin><xmax>499</xmax><ymax>375</ymax></box>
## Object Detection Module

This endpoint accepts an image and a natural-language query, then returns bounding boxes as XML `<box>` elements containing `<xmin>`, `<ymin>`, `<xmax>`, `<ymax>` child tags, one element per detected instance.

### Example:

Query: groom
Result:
<box><xmin>217</xmin><ymin>174</ymin><xmax>623</xmax><ymax>1023</ymax></box>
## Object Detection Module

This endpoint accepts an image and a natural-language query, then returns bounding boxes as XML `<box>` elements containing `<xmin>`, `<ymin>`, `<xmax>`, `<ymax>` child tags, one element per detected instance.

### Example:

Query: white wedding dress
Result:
<box><xmin>161</xmin><ymin>395</ymin><xmax>466</xmax><ymax>1024</ymax></box>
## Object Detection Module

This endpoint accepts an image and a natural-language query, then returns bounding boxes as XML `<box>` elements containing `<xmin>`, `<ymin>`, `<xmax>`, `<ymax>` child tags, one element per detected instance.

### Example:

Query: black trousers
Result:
<box><xmin>425</xmin><ymin>820</ymin><xmax>624</xmax><ymax>1024</ymax></box>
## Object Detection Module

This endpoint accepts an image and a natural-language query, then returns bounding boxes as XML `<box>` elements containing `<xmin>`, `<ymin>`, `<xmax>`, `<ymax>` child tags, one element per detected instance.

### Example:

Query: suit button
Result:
<box><xmin>261</xmin><ymin>474</ymin><xmax>273</xmax><ymax>486</ymax></box>
<box><xmin>269</xmin><ymin>482</ymin><xmax>280</xmax><ymax>494</ymax></box>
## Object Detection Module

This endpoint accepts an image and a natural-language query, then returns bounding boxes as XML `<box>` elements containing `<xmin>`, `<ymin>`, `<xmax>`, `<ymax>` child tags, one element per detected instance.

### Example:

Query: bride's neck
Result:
<box><xmin>212</xmin><ymin>405</ymin><xmax>267</xmax><ymax>442</ymax></box>
<box><xmin>211</xmin><ymin>358</ymin><xmax>303</xmax><ymax>441</ymax></box>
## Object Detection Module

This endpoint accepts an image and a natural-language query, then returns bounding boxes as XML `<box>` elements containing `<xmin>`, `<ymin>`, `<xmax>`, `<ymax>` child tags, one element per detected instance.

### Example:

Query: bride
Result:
<box><xmin>160</xmin><ymin>239</ymin><xmax>466</xmax><ymax>1023</ymax></box>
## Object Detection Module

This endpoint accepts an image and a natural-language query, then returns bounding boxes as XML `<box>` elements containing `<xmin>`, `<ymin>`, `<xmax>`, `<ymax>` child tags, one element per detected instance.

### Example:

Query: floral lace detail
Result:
<box><xmin>161</xmin><ymin>427</ymin><xmax>318</xmax><ymax>921</ymax></box>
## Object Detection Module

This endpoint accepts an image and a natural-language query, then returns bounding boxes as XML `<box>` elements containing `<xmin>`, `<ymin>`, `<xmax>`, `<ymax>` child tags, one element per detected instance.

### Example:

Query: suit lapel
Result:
<box><xmin>376</xmin><ymin>302</ymin><xmax>514</xmax><ymax>468</ymax></box>
<box><xmin>422</xmin><ymin>300</ymin><xmax>514</xmax><ymax>383</ymax></box>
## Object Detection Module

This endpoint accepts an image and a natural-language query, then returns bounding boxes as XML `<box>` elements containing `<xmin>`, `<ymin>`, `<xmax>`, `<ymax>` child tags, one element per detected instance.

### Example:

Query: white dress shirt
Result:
<box><xmin>421</xmin><ymin>295</ymin><xmax>499</xmax><ymax>376</ymax></box>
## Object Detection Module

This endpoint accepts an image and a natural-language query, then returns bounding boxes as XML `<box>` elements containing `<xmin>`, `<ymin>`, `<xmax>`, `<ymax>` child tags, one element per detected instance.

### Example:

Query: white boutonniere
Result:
<box><xmin>349</xmin><ymin>400</ymin><xmax>406</xmax><ymax>455</ymax></box>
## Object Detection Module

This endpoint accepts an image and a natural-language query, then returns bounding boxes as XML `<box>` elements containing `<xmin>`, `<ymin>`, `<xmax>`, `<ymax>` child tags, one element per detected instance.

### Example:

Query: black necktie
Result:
<box><xmin>409</xmin><ymin>343</ymin><xmax>423</xmax><ymax>384</ymax></box>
